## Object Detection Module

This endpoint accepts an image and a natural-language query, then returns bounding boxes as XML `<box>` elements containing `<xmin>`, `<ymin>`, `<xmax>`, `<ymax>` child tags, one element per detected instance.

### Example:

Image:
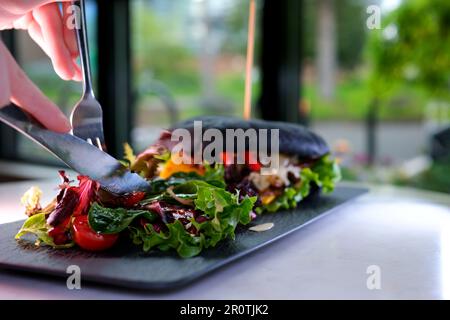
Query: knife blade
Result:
<box><xmin>0</xmin><ymin>105</ymin><xmax>150</xmax><ymax>195</ymax></box>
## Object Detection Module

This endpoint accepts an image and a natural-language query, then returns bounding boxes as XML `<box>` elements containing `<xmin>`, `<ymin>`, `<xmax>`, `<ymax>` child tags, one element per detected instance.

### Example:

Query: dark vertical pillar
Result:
<box><xmin>259</xmin><ymin>0</ymin><xmax>304</xmax><ymax>124</ymax></box>
<box><xmin>96</xmin><ymin>0</ymin><xmax>132</xmax><ymax>158</ymax></box>
<box><xmin>0</xmin><ymin>31</ymin><xmax>18</xmax><ymax>159</ymax></box>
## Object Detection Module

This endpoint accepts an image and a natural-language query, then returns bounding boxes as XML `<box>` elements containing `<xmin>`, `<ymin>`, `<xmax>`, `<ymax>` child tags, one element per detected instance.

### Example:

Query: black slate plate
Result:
<box><xmin>0</xmin><ymin>186</ymin><xmax>367</xmax><ymax>291</ymax></box>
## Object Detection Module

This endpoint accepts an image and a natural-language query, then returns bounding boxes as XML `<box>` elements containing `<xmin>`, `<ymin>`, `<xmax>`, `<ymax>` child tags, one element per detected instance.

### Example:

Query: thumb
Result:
<box><xmin>1</xmin><ymin>42</ymin><xmax>71</xmax><ymax>133</ymax></box>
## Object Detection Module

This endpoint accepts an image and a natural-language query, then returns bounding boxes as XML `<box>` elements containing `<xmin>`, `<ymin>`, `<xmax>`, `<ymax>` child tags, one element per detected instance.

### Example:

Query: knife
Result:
<box><xmin>0</xmin><ymin>105</ymin><xmax>150</xmax><ymax>195</ymax></box>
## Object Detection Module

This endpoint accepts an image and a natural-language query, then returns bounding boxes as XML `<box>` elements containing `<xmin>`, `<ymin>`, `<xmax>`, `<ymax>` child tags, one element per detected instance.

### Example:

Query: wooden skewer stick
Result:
<box><xmin>243</xmin><ymin>0</ymin><xmax>256</xmax><ymax>120</ymax></box>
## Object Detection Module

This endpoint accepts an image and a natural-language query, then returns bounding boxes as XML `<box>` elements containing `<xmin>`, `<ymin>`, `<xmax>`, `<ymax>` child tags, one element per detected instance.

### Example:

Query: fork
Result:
<box><xmin>70</xmin><ymin>0</ymin><xmax>106</xmax><ymax>151</ymax></box>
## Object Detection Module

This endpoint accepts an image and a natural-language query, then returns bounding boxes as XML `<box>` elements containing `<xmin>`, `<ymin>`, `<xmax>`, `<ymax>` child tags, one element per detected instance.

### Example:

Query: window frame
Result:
<box><xmin>0</xmin><ymin>31</ymin><xmax>19</xmax><ymax>161</ymax></box>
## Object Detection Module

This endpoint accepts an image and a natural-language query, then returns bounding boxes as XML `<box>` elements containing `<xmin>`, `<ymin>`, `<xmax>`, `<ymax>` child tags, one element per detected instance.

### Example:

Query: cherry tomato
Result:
<box><xmin>248</xmin><ymin>162</ymin><xmax>261</xmax><ymax>171</ymax></box>
<box><xmin>245</xmin><ymin>151</ymin><xmax>261</xmax><ymax>171</ymax></box>
<box><xmin>122</xmin><ymin>191</ymin><xmax>146</xmax><ymax>208</ymax></box>
<box><xmin>71</xmin><ymin>216</ymin><xmax>119</xmax><ymax>251</ymax></box>
<box><xmin>221</xmin><ymin>151</ymin><xmax>262</xmax><ymax>170</ymax></box>
<box><xmin>220</xmin><ymin>151</ymin><xmax>235</xmax><ymax>165</ymax></box>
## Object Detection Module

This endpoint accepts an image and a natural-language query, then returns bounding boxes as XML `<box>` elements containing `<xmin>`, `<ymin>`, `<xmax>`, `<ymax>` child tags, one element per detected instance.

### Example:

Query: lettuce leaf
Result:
<box><xmin>311</xmin><ymin>154</ymin><xmax>341</xmax><ymax>193</ymax></box>
<box><xmin>130</xmin><ymin>221</ymin><xmax>204</xmax><ymax>258</ymax></box>
<box><xmin>256</xmin><ymin>155</ymin><xmax>341</xmax><ymax>213</ymax></box>
<box><xmin>15</xmin><ymin>213</ymin><xmax>74</xmax><ymax>249</ymax></box>
<box><xmin>193</xmin><ymin>195</ymin><xmax>255</xmax><ymax>248</ymax></box>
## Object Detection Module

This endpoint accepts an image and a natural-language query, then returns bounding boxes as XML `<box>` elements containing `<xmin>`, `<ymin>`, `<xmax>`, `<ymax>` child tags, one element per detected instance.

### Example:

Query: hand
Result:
<box><xmin>0</xmin><ymin>40</ymin><xmax>71</xmax><ymax>132</ymax></box>
<box><xmin>0</xmin><ymin>0</ymin><xmax>82</xmax><ymax>81</ymax></box>
<box><xmin>0</xmin><ymin>0</ymin><xmax>82</xmax><ymax>132</ymax></box>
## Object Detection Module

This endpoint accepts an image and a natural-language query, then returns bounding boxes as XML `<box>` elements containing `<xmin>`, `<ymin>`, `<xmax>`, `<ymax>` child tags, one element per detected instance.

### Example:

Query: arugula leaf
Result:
<box><xmin>88</xmin><ymin>202</ymin><xmax>158</xmax><ymax>234</ymax></box>
<box><xmin>15</xmin><ymin>213</ymin><xmax>74</xmax><ymax>249</ymax></box>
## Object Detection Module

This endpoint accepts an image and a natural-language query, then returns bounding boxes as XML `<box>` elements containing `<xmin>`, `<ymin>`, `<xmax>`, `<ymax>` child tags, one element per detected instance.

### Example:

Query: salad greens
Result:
<box><xmin>15</xmin><ymin>145</ymin><xmax>340</xmax><ymax>258</ymax></box>
<box><xmin>88</xmin><ymin>203</ymin><xmax>158</xmax><ymax>234</ymax></box>
<box><xmin>148</xmin><ymin>164</ymin><xmax>225</xmax><ymax>194</ymax></box>
<box><xmin>126</xmin><ymin>180</ymin><xmax>256</xmax><ymax>258</ymax></box>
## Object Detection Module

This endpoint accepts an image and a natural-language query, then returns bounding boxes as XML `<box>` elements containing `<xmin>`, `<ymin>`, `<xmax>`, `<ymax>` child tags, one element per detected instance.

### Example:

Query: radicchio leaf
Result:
<box><xmin>46</xmin><ymin>188</ymin><xmax>79</xmax><ymax>226</ymax></box>
<box><xmin>72</xmin><ymin>176</ymin><xmax>99</xmax><ymax>216</ymax></box>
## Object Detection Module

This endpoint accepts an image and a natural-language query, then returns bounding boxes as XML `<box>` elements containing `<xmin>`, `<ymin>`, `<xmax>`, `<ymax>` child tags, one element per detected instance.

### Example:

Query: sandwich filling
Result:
<box><xmin>131</xmin><ymin>143</ymin><xmax>340</xmax><ymax>214</ymax></box>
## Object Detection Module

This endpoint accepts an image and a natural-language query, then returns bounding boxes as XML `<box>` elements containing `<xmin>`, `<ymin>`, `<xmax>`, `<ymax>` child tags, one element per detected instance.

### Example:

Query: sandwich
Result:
<box><xmin>16</xmin><ymin>117</ymin><xmax>340</xmax><ymax>257</ymax></box>
<box><xmin>132</xmin><ymin>116</ymin><xmax>340</xmax><ymax>213</ymax></box>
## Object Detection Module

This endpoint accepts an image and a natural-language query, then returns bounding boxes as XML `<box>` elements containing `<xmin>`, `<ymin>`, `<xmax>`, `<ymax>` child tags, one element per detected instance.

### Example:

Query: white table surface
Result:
<box><xmin>0</xmin><ymin>177</ymin><xmax>449</xmax><ymax>300</ymax></box>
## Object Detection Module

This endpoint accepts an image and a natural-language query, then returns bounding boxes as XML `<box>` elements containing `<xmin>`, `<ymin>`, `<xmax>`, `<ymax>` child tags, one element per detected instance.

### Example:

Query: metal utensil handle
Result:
<box><xmin>0</xmin><ymin>105</ymin><xmax>62</xmax><ymax>158</ymax></box>
<box><xmin>0</xmin><ymin>105</ymin><xmax>42</xmax><ymax>133</ymax></box>
<box><xmin>74</xmin><ymin>0</ymin><xmax>94</xmax><ymax>97</ymax></box>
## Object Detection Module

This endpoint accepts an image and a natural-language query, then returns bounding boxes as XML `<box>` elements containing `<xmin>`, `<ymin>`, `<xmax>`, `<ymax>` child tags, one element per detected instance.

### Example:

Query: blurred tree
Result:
<box><xmin>132</xmin><ymin>2</ymin><xmax>198</xmax><ymax>90</ymax></box>
<box><xmin>224</xmin><ymin>0</ymin><xmax>369</xmax><ymax>70</ymax></box>
<box><xmin>335</xmin><ymin>0</ymin><xmax>370</xmax><ymax>68</ymax></box>
<box><xmin>316</xmin><ymin>0</ymin><xmax>336</xmax><ymax>99</ymax></box>
<box><xmin>303</xmin><ymin>0</ymin><xmax>369</xmax><ymax>69</ymax></box>
<box><xmin>222</xmin><ymin>0</ymin><xmax>262</xmax><ymax>58</ymax></box>
<box><xmin>368</xmin><ymin>0</ymin><xmax>450</xmax><ymax>100</ymax></box>
<box><xmin>366</xmin><ymin>0</ymin><xmax>450</xmax><ymax>165</ymax></box>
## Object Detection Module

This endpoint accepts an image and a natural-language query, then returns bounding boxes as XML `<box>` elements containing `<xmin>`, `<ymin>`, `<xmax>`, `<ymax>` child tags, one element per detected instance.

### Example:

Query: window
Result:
<box><xmin>301</xmin><ymin>0</ymin><xmax>450</xmax><ymax>193</ymax></box>
<box><xmin>1</xmin><ymin>0</ymin><xmax>447</xmax><ymax>193</ymax></box>
<box><xmin>130</xmin><ymin>0</ymin><xmax>262</xmax><ymax>151</ymax></box>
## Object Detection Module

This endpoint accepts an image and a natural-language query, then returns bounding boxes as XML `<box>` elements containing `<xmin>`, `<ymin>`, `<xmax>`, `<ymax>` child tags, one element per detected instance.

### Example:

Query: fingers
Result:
<box><xmin>26</xmin><ymin>7</ymin><xmax>81</xmax><ymax>82</ymax></box>
<box><xmin>11</xmin><ymin>12</ymin><xmax>33</xmax><ymax>30</ymax></box>
<box><xmin>3</xmin><ymin>1</ymin><xmax>81</xmax><ymax>82</ymax></box>
<box><xmin>32</xmin><ymin>3</ymin><xmax>76</xmax><ymax>81</ymax></box>
<box><xmin>0</xmin><ymin>1</ymin><xmax>74</xmax><ymax>15</ymax></box>
<box><xmin>27</xmin><ymin>19</ymin><xmax>51</xmax><ymax>57</ymax></box>
<box><xmin>0</xmin><ymin>1</ymin><xmax>75</xmax><ymax>29</ymax></box>
<box><xmin>72</xmin><ymin>57</ymin><xmax>82</xmax><ymax>82</ymax></box>
<box><xmin>62</xmin><ymin>2</ymin><xmax>82</xmax><ymax>82</ymax></box>
<box><xmin>62</xmin><ymin>2</ymin><xmax>78</xmax><ymax>58</ymax></box>
<box><xmin>1</xmin><ymin>43</ymin><xmax>71</xmax><ymax>133</ymax></box>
